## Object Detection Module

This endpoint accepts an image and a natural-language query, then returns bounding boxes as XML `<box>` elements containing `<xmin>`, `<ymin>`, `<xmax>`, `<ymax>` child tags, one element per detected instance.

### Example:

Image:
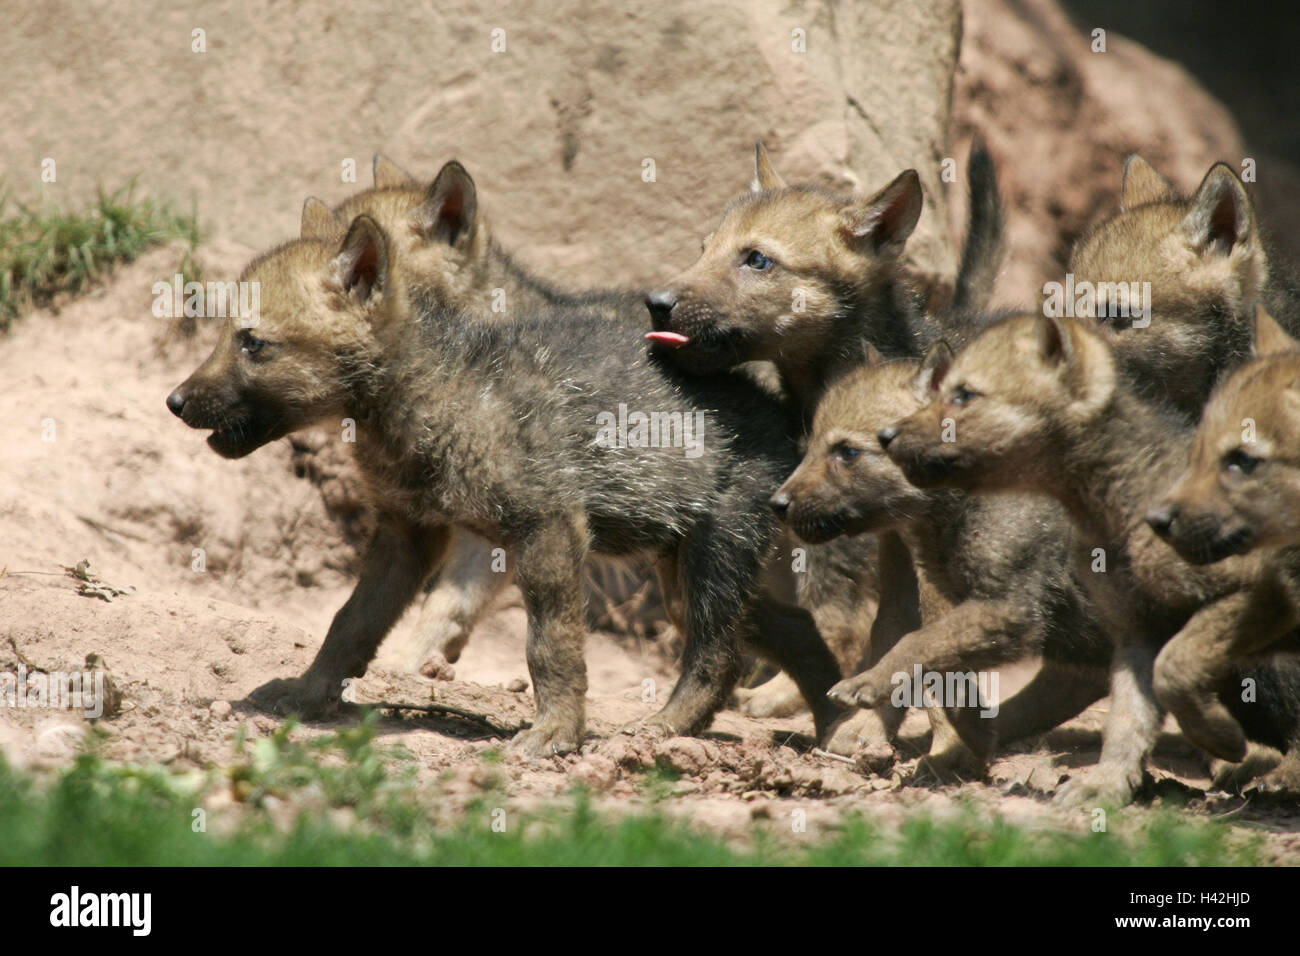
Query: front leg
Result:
<box><xmin>250</xmin><ymin>520</ymin><xmax>451</xmax><ymax>718</ymax></box>
<box><xmin>1057</xmin><ymin>638</ymin><xmax>1163</xmax><ymax>808</ymax></box>
<box><xmin>1154</xmin><ymin>585</ymin><xmax>1295</xmax><ymax>762</ymax></box>
<box><xmin>829</xmin><ymin>599</ymin><xmax>1029</xmax><ymax>710</ymax></box>
<box><xmin>509</xmin><ymin>515</ymin><xmax>590</xmax><ymax>757</ymax></box>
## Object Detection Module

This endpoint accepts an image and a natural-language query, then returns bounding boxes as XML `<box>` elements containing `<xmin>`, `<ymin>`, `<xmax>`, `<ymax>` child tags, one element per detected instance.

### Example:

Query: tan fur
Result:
<box><xmin>648</xmin><ymin>153</ymin><xmax>932</xmax><ymax>408</ymax></box>
<box><xmin>1068</xmin><ymin>157</ymin><xmax>1269</xmax><ymax>421</ymax></box>
<box><xmin>883</xmin><ymin>313</ymin><xmax>1300</xmax><ymax>802</ymax></box>
<box><xmin>777</xmin><ymin>350</ymin><xmax>1110</xmax><ymax>773</ymax></box>
<box><xmin>1144</xmin><ymin>308</ymin><xmax>1300</xmax><ymax>765</ymax></box>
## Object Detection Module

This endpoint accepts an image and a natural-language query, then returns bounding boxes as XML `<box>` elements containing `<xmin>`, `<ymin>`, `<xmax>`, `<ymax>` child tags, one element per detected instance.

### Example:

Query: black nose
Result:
<box><xmin>166</xmin><ymin>389</ymin><xmax>187</xmax><ymax>418</ymax></box>
<box><xmin>645</xmin><ymin>291</ymin><xmax>678</xmax><ymax>326</ymax></box>
<box><xmin>769</xmin><ymin>492</ymin><xmax>791</xmax><ymax>518</ymax></box>
<box><xmin>878</xmin><ymin>426</ymin><xmax>899</xmax><ymax>449</ymax></box>
<box><xmin>1145</xmin><ymin>506</ymin><xmax>1176</xmax><ymax>538</ymax></box>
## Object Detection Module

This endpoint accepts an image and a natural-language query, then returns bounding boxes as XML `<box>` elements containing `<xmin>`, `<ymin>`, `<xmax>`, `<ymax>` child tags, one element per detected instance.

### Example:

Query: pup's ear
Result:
<box><xmin>913</xmin><ymin>340</ymin><xmax>954</xmax><ymax>396</ymax></box>
<box><xmin>1119</xmin><ymin>155</ymin><xmax>1176</xmax><ymax>211</ymax></box>
<box><xmin>331</xmin><ymin>215</ymin><xmax>390</xmax><ymax>305</ymax></box>
<box><xmin>751</xmin><ymin>142</ymin><xmax>787</xmax><ymax>192</ymax></box>
<box><xmin>1036</xmin><ymin>315</ymin><xmax>1074</xmax><ymax>366</ymax></box>
<box><xmin>1182</xmin><ymin>163</ymin><xmax>1255</xmax><ymax>256</ymax></box>
<box><xmin>1253</xmin><ymin>305</ymin><xmax>1300</xmax><ymax>358</ymax></box>
<box><xmin>415</xmin><ymin>161</ymin><xmax>479</xmax><ymax>246</ymax></box>
<box><xmin>840</xmin><ymin>169</ymin><xmax>922</xmax><ymax>256</ymax></box>
<box><xmin>300</xmin><ymin>197</ymin><xmax>338</xmax><ymax>240</ymax></box>
<box><xmin>373</xmin><ymin>153</ymin><xmax>416</xmax><ymax>188</ymax></box>
<box><xmin>861</xmin><ymin>342</ymin><xmax>884</xmax><ymax>366</ymax></box>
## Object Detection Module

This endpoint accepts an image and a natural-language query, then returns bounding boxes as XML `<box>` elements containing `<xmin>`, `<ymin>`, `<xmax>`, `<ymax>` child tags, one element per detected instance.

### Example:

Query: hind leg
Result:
<box><xmin>251</xmin><ymin>519</ymin><xmax>451</xmax><ymax>718</ymax></box>
<box><xmin>390</xmin><ymin>529</ymin><xmax>513</xmax><ymax>671</ymax></box>
<box><xmin>935</xmin><ymin>659</ymin><xmax>1109</xmax><ymax>773</ymax></box>
<box><xmin>738</xmin><ymin>537</ymin><xmax>877</xmax><ymax>720</ymax></box>
<box><xmin>980</xmin><ymin>658</ymin><xmax>1109</xmax><ymax>744</ymax></box>
<box><xmin>630</xmin><ymin>516</ymin><xmax>771</xmax><ymax>737</ymax></box>
<box><xmin>508</xmin><ymin>515</ymin><xmax>591</xmax><ymax>757</ymax></box>
<box><xmin>1155</xmin><ymin>588</ymin><xmax>1294</xmax><ymax>762</ymax></box>
<box><xmin>746</xmin><ymin>594</ymin><xmax>846</xmax><ymax>739</ymax></box>
<box><xmin>735</xmin><ymin>671</ymin><xmax>806</xmax><ymax>718</ymax></box>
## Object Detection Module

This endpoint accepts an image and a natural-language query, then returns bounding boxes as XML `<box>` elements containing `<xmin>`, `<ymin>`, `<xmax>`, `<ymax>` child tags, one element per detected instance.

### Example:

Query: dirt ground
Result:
<box><xmin>1</xmin><ymin>245</ymin><xmax>1298</xmax><ymax>859</ymax></box>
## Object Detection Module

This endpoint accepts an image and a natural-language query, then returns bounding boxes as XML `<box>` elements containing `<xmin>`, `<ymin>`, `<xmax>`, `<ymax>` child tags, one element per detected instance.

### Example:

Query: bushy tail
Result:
<box><xmin>950</xmin><ymin>135</ymin><xmax>1005</xmax><ymax>315</ymax></box>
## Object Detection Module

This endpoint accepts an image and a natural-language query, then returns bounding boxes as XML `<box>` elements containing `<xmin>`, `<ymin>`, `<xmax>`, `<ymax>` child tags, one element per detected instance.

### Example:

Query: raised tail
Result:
<box><xmin>950</xmin><ymin>135</ymin><xmax>1005</xmax><ymax>315</ymax></box>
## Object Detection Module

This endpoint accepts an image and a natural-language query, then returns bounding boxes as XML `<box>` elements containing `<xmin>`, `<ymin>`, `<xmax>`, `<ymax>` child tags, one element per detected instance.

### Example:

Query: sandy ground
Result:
<box><xmin>1</xmin><ymin>245</ymin><xmax>1298</xmax><ymax>859</ymax></box>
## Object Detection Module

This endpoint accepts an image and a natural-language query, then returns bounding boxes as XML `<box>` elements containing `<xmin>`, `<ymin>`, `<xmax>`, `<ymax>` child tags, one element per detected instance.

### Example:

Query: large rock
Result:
<box><xmin>953</xmin><ymin>0</ymin><xmax>1247</xmax><ymax>302</ymax></box>
<box><xmin>1</xmin><ymin>0</ymin><xmax>961</xmax><ymax>289</ymax></box>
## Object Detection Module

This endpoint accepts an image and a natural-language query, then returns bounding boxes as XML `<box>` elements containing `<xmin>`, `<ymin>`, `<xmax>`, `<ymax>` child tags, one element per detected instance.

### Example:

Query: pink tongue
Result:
<box><xmin>645</xmin><ymin>331</ymin><xmax>691</xmax><ymax>348</ymax></box>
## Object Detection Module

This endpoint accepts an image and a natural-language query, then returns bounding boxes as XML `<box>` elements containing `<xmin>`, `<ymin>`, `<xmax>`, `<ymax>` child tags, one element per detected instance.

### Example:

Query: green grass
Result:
<box><xmin>0</xmin><ymin>715</ymin><xmax>1262</xmax><ymax>866</ymax></box>
<box><xmin>0</xmin><ymin>182</ymin><xmax>201</xmax><ymax>330</ymax></box>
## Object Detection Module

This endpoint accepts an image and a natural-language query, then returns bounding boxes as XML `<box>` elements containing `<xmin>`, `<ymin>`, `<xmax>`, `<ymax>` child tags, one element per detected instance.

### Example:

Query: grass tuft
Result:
<box><xmin>0</xmin><ymin>715</ymin><xmax>1263</xmax><ymax>867</ymax></box>
<box><xmin>0</xmin><ymin>182</ymin><xmax>201</xmax><ymax>331</ymax></box>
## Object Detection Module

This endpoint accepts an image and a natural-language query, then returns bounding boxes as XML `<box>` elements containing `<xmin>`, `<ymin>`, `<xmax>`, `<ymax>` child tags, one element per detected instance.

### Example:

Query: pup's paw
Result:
<box><xmin>916</xmin><ymin>742</ymin><xmax>987</xmax><ymax>784</ymax></box>
<box><xmin>508</xmin><ymin>720</ymin><xmax>582</xmax><ymax>758</ymax></box>
<box><xmin>822</xmin><ymin>708</ymin><xmax>894</xmax><ymax>757</ymax></box>
<box><xmin>827</xmin><ymin>671</ymin><xmax>891</xmax><ymax>709</ymax></box>
<box><xmin>1247</xmin><ymin>751</ymin><xmax>1300</xmax><ymax>800</ymax></box>
<box><xmin>1055</xmin><ymin>764</ymin><xmax>1144</xmax><ymax>809</ymax></box>
<box><xmin>619</xmin><ymin>713</ymin><xmax>681</xmax><ymax>741</ymax></box>
<box><xmin>1208</xmin><ymin>742</ymin><xmax>1281</xmax><ymax>793</ymax></box>
<box><xmin>735</xmin><ymin>672</ymin><xmax>806</xmax><ymax>718</ymax></box>
<box><xmin>246</xmin><ymin>675</ymin><xmax>340</xmax><ymax>720</ymax></box>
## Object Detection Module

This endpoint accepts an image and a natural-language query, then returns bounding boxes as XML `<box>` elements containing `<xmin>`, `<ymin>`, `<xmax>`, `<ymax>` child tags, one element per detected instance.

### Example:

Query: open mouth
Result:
<box><xmin>1171</xmin><ymin>527</ymin><xmax>1254</xmax><ymax>565</ymax></box>
<box><xmin>206</xmin><ymin>426</ymin><xmax>247</xmax><ymax>457</ymax></box>
<box><xmin>644</xmin><ymin>331</ymin><xmax>692</xmax><ymax>349</ymax></box>
<box><xmin>205</xmin><ymin>421</ymin><xmax>273</xmax><ymax>459</ymax></box>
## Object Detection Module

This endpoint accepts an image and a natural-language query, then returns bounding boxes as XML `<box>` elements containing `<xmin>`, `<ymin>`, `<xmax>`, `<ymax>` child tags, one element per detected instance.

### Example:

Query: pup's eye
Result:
<box><xmin>1223</xmin><ymin>449</ymin><xmax>1262</xmax><ymax>476</ymax></box>
<box><xmin>949</xmin><ymin>384</ymin><xmax>980</xmax><ymax>407</ymax></box>
<box><xmin>238</xmin><ymin>331</ymin><xmax>268</xmax><ymax>356</ymax></box>
<box><xmin>832</xmin><ymin>443</ymin><xmax>862</xmax><ymax>464</ymax></box>
<box><xmin>743</xmin><ymin>250</ymin><xmax>774</xmax><ymax>271</ymax></box>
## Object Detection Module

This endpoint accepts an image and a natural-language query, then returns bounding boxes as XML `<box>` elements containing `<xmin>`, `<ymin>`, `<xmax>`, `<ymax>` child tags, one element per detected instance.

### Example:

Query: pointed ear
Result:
<box><xmin>1037</xmin><ymin>315</ymin><xmax>1074</xmax><ymax>366</ymax></box>
<box><xmin>839</xmin><ymin>170</ymin><xmax>922</xmax><ymax>256</ymax></box>
<box><xmin>300</xmin><ymin>196</ymin><xmax>338</xmax><ymax>239</ymax></box>
<box><xmin>914</xmin><ymin>340</ymin><xmax>954</xmax><ymax>395</ymax></box>
<box><xmin>1120</xmin><ymin>155</ymin><xmax>1176</xmax><ymax>211</ymax></box>
<box><xmin>331</xmin><ymin>215</ymin><xmax>390</xmax><ymax>304</ymax></box>
<box><xmin>751</xmin><ymin>142</ymin><xmax>786</xmax><ymax>192</ymax></box>
<box><xmin>1182</xmin><ymin>163</ymin><xmax>1255</xmax><ymax>256</ymax></box>
<box><xmin>1253</xmin><ymin>305</ymin><xmax>1300</xmax><ymax>358</ymax></box>
<box><xmin>414</xmin><ymin>161</ymin><xmax>478</xmax><ymax>246</ymax></box>
<box><xmin>861</xmin><ymin>342</ymin><xmax>884</xmax><ymax>366</ymax></box>
<box><xmin>373</xmin><ymin>153</ymin><xmax>416</xmax><ymax>188</ymax></box>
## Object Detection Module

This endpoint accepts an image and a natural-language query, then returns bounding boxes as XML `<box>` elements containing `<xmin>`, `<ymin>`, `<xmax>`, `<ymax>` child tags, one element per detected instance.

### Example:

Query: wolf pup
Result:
<box><xmin>881</xmin><ymin>313</ymin><xmax>1300</xmax><ymax>803</ymax></box>
<box><xmin>299</xmin><ymin>158</ymin><xmax>689</xmax><ymax>672</ymax></box>
<box><xmin>773</xmin><ymin>344</ymin><xmax>1111</xmax><ymax>771</ymax></box>
<box><xmin>1145</xmin><ymin>308</ymin><xmax>1300</xmax><ymax>776</ymax></box>
<box><xmin>644</xmin><ymin>141</ymin><xmax>1005</xmax><ymax>412</ymax></box>
<box><xmin>1067</xmin><ymin>155</ymin><xmax>1299</xmax><ymax>423</ymax></box>
<box><xmin>644</xmin><ymin>140</ymin><xmax>1004</xmax><ymax>756</ymax></box>
<box><xmin>167</xmin><ymin>216</ymin><xmax>844</xmax><ymax>755</ymax></box>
